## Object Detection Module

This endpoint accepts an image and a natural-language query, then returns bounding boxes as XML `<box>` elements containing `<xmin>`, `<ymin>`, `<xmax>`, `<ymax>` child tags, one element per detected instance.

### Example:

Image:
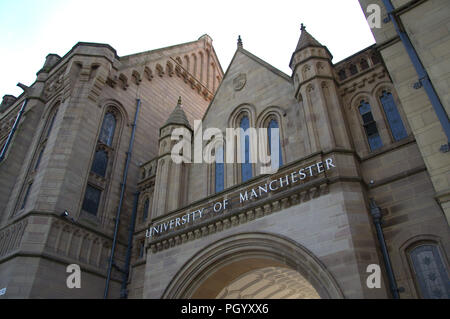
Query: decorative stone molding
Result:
<box><xmin>45</xmin><ymin>218</ymin><xmax>111</xmax><ymax>270</ymax></box>
<box><xmin>43</xmin><ymin>66</ymin><xmax>67</xmax><ymax>100</ymax></box>
<box><xmin>0</xmin><ymin>218</ymin><xmax>28</xmax><ymax>258</ymax></box>
<box><xmin>148</xmin><ymin>174</ymin><xmax>331</xmax><ymax>254</ymax></box>
<box><xmin>233</xmin><ymin>73</ymin><xmax>247</xmax><ymax>91</ymax></box>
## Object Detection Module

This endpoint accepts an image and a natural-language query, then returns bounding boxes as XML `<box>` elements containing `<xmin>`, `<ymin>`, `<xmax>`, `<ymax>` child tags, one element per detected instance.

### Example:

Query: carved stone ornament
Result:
<box><xmin>233</xmin><ymin>73</ymin><xmax>247</xmax><ymax>91</ymax></box>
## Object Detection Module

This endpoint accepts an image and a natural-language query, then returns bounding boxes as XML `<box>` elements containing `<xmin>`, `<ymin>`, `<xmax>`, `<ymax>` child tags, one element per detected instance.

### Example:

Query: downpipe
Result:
<box><xmin>370</xmin><ymin>199</ymin><xmax>401</xmax><ymax>298</ymax></box>
<box><xmin>104</xmin><ymin>98</ymin><xmax>141</xmax><ymax>299</ymax></box>
<box><xmin>120</xmin><ymin>191</ymin><xmax>140</xmax><ymax>298</ymax></box>
<box><xmin>381</xmin><ymin>0</ymin><xmax>450</xmax><ymax>152</ymax></box>
<box><xmin>0</xmin><ymin>98</ymin><xmax>28</xmax><ymax>162</ymax></box>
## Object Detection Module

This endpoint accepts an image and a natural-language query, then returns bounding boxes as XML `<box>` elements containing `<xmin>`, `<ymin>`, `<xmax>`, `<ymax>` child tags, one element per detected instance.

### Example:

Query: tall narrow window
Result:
<box><xmin>215</xmin><ymin>145</ymin><xmax>224</xmax><ymax>193</ymax></box>
<box><xmin>20</xmin><ymin>183</ymin><xmax>32</xmax><ymax>210</ymax></box>
<box><xmin>371</xmin><ymin>53</ymin><xmax>381</xmax><ymax>65</ymax></box>
<box><xmin>338</xmin><ymin>69</ymin><xmax>347</xmax><ymax>81</ymax></box>
<box><xmin>139</xmin><ymin>240</ymin><xmax>145</xmax><ymax>258</ymax></box>
<box><xmin>143</xmin><ymin>198</ymin><xmax>150</xmax><ymax>221</ymax></box>
<box><xmin>99</xmin><ymin>112</ymin><xmax>116</xmax><ymax>146</ymax></box>
<box><xmin>34</xmin><ymin>148</ymin><xmax>45</xmax><ymax>171</ymax></box>
<box><xmin>380</xmin><ymin>91</ymin><xmax>408</xmax><ymax>141</ymax></box>
<box><xmin>82</xmin><ymin>184</ymin><xmax>102</xmax><ymax>215</ymax></box>
<box><xmin>409</xmin><ymin>244</ymin><xmax>450</xmax><ymax>299</ymax></box>
<box><xmin>268</xmin><ymin>119</ymin><xmax>283</xmax><ymax>170</ymax></box>
<box><xmin>349</xmin><ymin>64</ymin><xmax>358</xmax><ymax>75</ymax></box>
<box><xmin>359</xmin><ymin>101</ymin><xmax>383</xmax><ymax>151</ymax></box>
<box><xmin>46</xmin><ymin>110</ymin><xmax>58</xmax><ymax>138</ymax></box>
<box><xmin>240</xmin><ymin>116</ymin><xmax>252</xmax><ymax>182</ymax></box>
<box><xmin>360</xmin><ymin>59</ymin><xmax>369</xmax><ymax>70</ymax></box>
<box><xmin>91</xmin><ymin>149</ymin><xmax>108</xmax><ymax>177</ymax></box>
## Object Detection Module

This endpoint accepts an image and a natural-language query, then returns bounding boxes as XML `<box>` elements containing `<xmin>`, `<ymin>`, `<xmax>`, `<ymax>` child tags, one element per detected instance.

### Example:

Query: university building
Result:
<box><xmin>0</xmin><ymin>0</ymin><xmax>449</xmax><ymax>299</ymax></box>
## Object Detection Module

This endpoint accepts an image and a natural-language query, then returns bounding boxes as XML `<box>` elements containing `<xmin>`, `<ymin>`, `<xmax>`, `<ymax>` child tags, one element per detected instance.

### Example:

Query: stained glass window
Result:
<box><xmin>410</xmin><ymin>245</ymin><xmax>450</xmax><ymax>299</ymax></box>
<box><xmin>380</xmin><ymin>91</ymin><xmax>408</xmax><ymax>141</ymax></box>
<box><xmin>359</xmin><ymin>101</ymin><xmax>383</xmax><ymax>151</ymax></box>
<box><xmin>82</xmin><ymin>184</ymin><xmax>101</xmax><ymax>215</ymax></box>
<box><xmin>240</xmin><ymin>116</ymin><xmax>252</xmax><ymax>182</ymax></box>
<box><xmin>215</xmin><ymin>145</ymin><xmax>224</xmax><ymax>193</ymax></box>
<box><xmin>99</xmin><ymin>112</ymin><xmax>116</xmax><ymax>146</ymax></box>
<box><xmin>268</xmin><ymin>119</ymin><xmax>283</xmax><ymax>170</ymax></box>
<box><xmin>91</xmin><ymin>149</ymin><xmax>108</xmax><ymax>177</ymax></box>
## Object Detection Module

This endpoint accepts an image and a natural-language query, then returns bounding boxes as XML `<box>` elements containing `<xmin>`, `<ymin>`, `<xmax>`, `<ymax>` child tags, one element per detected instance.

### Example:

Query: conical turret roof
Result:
<box><xmin>295</xmin><ymin>23</ymin><xmax>323</xmax><ymax>52</ymax></box>
<box><xmin>163</xmin><ymin>97</ymin><xmax>191</xmax><ymax>130</ymax></box>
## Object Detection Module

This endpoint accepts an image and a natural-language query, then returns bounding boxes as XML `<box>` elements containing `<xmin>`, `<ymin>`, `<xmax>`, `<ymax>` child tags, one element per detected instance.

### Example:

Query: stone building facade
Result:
<box><xmin>0</xmin><ymin>0</ymin><xmax>449</xmax><ymax>299</ymax></box>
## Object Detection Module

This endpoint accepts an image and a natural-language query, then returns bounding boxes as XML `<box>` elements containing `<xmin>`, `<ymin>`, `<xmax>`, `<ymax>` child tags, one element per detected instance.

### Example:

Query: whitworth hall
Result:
<box><xmin>0</xmin><ymin>0</ymin><xmax>449</xmax><ymax>299</ymax></box>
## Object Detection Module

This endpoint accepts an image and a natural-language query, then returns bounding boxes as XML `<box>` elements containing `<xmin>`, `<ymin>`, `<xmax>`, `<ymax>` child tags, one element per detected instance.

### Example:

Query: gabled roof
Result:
<box><xmin>201</xmin><ymin>44</ymin><xmax>292</xmax><ymax>121</ymax></box>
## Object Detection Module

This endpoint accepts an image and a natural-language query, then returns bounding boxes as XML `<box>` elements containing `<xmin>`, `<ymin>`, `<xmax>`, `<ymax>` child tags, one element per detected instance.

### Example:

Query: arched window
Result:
<box><xmin>380</xmin><ymin>91</ymin><xmax>408</xmax><ymax>141</ymax></box>
<box><xmin>360</xmin><ymin>59</ymin><xmax>369</xmax><ymax>70</ymax></box>
<box><xmin>46</xmin><ymin>110</ymin><xmax>58</xmax><ymax>138</ymax></box>
<box><xmin>338</xmin><ymin>69</ymin><xmax>347</xmax><ymax>81</ymax></box>
<box><xmin>268</xmin><ymin>119</ymin><xmax>283</xmax><ymax>170</ymax></box>
<box><xmin>91</xmin><ymin>149</ymin><xmax>108</xmax><ymax>177</ymax></box>
<box><xmin>215</xmin><ymin>145</ymin><xmax>224</xmax><ymax>193</ymax></box>
<box><xmin>349</xmin><ymin>64</ymin><xmax>358</xmax><ymax>76</ymax></box>
<box><xmin>240</xmin><ymin>116</ymin><xmax>252</xmax><ymax>182</ymax></box>
<box><xmin>34</xmin><ymin>148</ymin><xmax>45</xmax><ymax>171</ymax></box>
<box><xmin>359</xmin><ymin>100</ymin><xmax>383</xmax><ymax>151</ymax></box>
<box><xmin>20</xmin><ymin>183</ymin><xmax>33</xmax><ymax>210</ymax></box>
<box><xmin>371</xmin><ymin>53</ymin><xmax>381</xmax><ymax>65</ymax></box>
<box><xmin>143</xmin><ymin>198</ymin><xmax>150</xmax><ymax>221</ymax></box>
<box><xmin>99</xmin><ymin>112</ymin><xmax>116</xmax><ymax>146</ymax></box>
<box><xmin>409</xmin><ymin>244</ymin><xmax>450</xmax><ymax>299</ymax></box>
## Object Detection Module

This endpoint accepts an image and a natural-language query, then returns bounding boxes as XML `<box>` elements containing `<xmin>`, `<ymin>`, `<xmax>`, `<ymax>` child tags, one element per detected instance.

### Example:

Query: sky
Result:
<box><xmin>0</xmin><ymin>0</ymin><xmax>375</xmax><ymax>98</ymax></box>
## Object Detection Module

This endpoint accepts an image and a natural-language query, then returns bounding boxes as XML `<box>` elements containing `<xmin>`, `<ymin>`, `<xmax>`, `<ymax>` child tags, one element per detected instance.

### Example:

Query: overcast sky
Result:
<box><xmin>0</xmin><ymin>0</ymin><xmax>375</xmax><ymax>98</ymax></box>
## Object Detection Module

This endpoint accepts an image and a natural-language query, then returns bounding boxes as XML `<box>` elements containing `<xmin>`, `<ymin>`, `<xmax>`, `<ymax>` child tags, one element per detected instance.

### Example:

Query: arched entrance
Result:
<box><xmin>162</xmin><ymin>232</ymin><xmax>343</xmax><ymax>299</ymax></box>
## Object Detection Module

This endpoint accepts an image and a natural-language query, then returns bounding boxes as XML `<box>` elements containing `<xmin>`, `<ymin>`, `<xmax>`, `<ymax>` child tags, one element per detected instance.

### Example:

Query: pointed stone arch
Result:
<box><xmin>162</xmin><ymin>232</ymin><xmax>343</xmax><ymax>299</ymax></box>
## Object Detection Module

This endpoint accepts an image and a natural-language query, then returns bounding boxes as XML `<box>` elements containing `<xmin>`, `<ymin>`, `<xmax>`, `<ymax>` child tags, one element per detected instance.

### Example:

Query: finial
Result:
<box><xmin>177</xmin><ymin>96</ymin><xmax>182</xmax><ymax>106</ymax></box>
<box><xmin>237</xmin><ymin>35</ymin><xmax>243</xmax><ymax>48</ymax></box>
<box><xmin>300</xmin><ymin>23</ymin><xmax>306</xmax><ymax>31</ymax></box>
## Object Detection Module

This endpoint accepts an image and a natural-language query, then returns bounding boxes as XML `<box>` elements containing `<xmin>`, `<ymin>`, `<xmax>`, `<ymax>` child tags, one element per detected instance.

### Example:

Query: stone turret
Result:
<box><xmin>152</xmin><ymin>97</ymin><xmax>192</xmax><ymax>217</ymax></box>
<box><xmin>290</xmin><ymin>24</ymin><xmax>351</xmax><ymax>152</ymax></box>
<box><xmin>0</xmin><ymin>95</ymin><xmax>17</xmax><ymax>113</ymax></box>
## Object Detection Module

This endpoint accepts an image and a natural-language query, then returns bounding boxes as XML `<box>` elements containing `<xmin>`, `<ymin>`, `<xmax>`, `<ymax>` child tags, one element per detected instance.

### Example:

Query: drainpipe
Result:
<box><xmin>120</xmin><ymin>190</ymin><xmax>140</xmax><ymax>299</ymax></box>
<box><xmin>104</xmin><ymin>98</ymin><xmax>141</xmax><ymax>299</ymax></box>
<box><xmin>0</xmin><ymin>98</ymin><xmax>28</xmax><ymax>162</ymax></box>
<box><xmin>381</xmin><ymin>0</ymin><xmax>450</xmax><ymax>152</ymax></box>
<box><xmin>369</xmin><ymin>199</ymin><xmax>400</xmax><ymax>299</ymax></box>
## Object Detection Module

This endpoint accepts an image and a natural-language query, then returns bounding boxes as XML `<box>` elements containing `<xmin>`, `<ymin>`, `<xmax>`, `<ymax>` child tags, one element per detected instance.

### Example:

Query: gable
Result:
<box><xmin>202</xmin><ymin>48</ymin><xmax>295</xmax><ymax>129</ymax></box>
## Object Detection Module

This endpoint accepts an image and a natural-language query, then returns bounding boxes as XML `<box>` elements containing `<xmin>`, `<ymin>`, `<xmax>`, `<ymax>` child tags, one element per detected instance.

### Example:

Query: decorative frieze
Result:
<box><xmin>0</xmin><ymin>219</ymin><xmax>28</xmax><ymax>258</ymax></box>
<box><xmin>45</xmin><ymin>218</ymin><xmax>111</xmax><ymax>270</ymax></box>
<box><xmin>147</xmin><ymin>171</ymin><xmax>332</xmax><ymax>254</ymax></box>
